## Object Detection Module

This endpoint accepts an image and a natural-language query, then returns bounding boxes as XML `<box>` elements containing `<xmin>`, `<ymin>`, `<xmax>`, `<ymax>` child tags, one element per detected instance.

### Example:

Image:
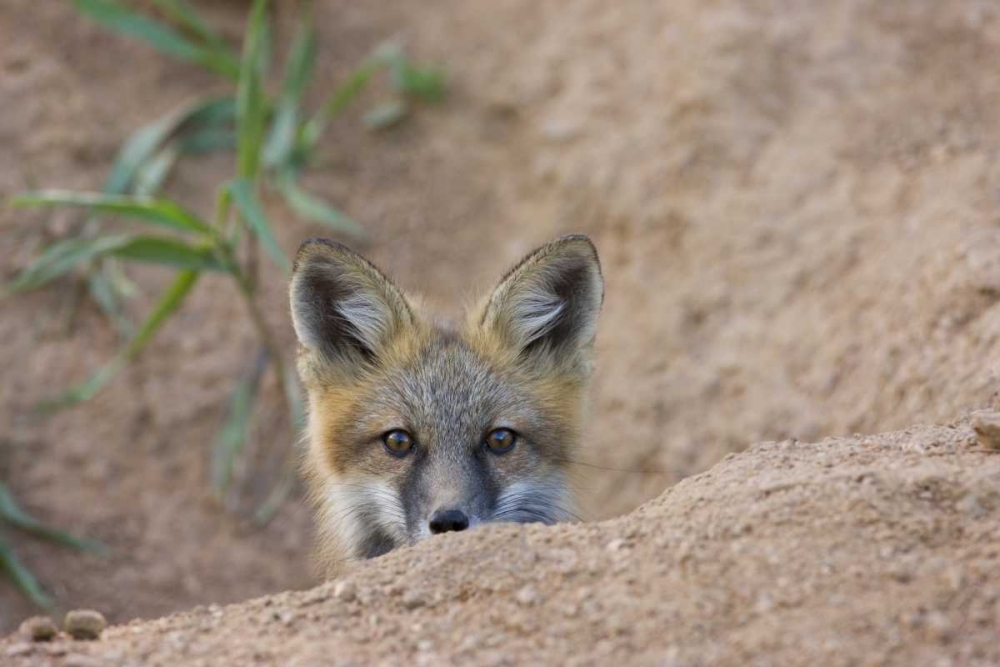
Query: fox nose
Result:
<box><xmin>428</xmin><ymin>508</ymin><xmax>470</xmax><ymax>534</ymax></box>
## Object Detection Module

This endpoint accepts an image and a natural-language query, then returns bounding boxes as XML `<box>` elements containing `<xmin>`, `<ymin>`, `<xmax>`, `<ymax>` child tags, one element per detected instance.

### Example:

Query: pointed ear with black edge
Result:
<box><xmin>476</xmin><ymin>234</ymin><xmax>604</xmax><ymax>371</ymax></box>
<box><xmin>289</xmin><ymin>238</ymin><xmax>415</xmax><ymax>374</ymax></box>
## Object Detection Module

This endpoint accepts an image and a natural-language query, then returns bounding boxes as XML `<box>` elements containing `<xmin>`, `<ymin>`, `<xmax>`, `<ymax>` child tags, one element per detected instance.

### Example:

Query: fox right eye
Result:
<box><xmin>382</xmin><ymin>430</ymin><xmax>414</xmax><ymax>457</ymax></box>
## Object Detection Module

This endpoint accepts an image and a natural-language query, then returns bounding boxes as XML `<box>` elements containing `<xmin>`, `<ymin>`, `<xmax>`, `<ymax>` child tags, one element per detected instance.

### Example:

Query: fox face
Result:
<box><xmin>289</xmin><ymin>235</ymin><xmax>603</xmax><ymax>574</ymax></box>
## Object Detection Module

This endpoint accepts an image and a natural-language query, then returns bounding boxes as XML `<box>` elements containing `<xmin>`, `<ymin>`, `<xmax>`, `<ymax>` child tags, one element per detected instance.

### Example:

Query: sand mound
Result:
<box><xmin>3</xmin><ymin>0</ymin><xmax>1000</xmax><ymax>643</ymax></box>
<box><xmin>5</xmin><ymin>418</ymin><xmax>997</xmax><ymax>666</ymax></box>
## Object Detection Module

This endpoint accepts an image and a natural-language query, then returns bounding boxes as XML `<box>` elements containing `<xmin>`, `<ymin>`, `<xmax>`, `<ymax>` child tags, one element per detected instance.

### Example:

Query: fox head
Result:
<box><xmin>289</xmin><ymin>234</ymin><xmax>603</xmax><ymax>573</ymax></box>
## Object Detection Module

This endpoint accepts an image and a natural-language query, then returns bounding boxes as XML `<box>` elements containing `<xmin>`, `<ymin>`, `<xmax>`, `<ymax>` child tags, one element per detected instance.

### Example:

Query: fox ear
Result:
<box><xmin>476</xmin><ymin>234</ymin><xmax>603</xmax><ymax>369</ymax></box>
<box><xmin>290</xmin><ymin>239</ymin><xmax>414</xmax><ymax>367</ymax></box>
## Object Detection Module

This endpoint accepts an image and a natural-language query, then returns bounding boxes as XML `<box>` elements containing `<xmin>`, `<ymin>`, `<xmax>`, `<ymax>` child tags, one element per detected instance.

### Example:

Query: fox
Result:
<box><xmin>288</xmin><ymin>234</ymin><xmax>604</xmax><ymax>575</ymax></box>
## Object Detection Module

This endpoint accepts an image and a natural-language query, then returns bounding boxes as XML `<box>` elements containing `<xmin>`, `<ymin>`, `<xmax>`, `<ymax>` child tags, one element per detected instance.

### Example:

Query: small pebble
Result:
<box><xmin>515</xmin><ymin>586</ymin><xmax>539</xmax><ymax>606</ymax></box>
<box><xmin>606</xmin><ymin>539</ymin><xmax>627</xmax><ymax>552</ymax></box>
<box><xmin>4</xmin><ymin>642</ymin><xmax>33</xmax><ymax>657</ymax></box>
<box><xmin>972</xmin><ymin>413</ymin><xmax>1000</xmax><ymax>450</ymax></box>
<box><xmin>64</xmin><ymin>609</ymin><xmax>107</xmax><ymax>640</ymax></box>
<box><xmin>45</xmin><ymin>644</ymin><xmax>68</xmax><ymax>657</ymax></box>
<box><xmin>924</xmin><ymin>611</ymin><xmax>954</xmax><ymax>643</ymax></box>
<box><xmin>64</xmin><ymin>654</ymin><xmax>105</xmax><ymax>667</ymax></box>
<box><xmin>402</xmin><ymin>591</ymin><xmax>425</xmax><ymax>610</ymax></box>
<box><xmin>20</xmin><ymin>615</ymin><xmax>58</xmax><ymax>641</ymax></box>
<box><xmin>333</xmin><ymin>580</ymin><xmax>357</xmax><ymax>602</ymax></box>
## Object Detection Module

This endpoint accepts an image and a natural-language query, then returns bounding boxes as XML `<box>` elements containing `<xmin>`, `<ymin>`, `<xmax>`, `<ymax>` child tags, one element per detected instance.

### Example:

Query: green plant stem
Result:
<box><xmin>221</xmin><ymin>244</ymin><xmax>294</xmax><ymax>427</ymax></box>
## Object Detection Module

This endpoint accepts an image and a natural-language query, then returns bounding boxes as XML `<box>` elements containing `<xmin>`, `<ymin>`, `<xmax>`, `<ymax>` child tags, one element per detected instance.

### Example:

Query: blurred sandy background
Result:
<box><xmin>2</xmin><ymin>0</ymin><xmax>999</xmax><ymax>632</ymax></box>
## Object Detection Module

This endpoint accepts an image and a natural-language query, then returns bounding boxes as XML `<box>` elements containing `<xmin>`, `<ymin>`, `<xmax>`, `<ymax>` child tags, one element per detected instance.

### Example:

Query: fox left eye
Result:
<box><xmin>485</xmin><ymin>428</ymin><xmax>517</xmax><ymax>454</ymax></box>
<box><xmin>382</xmin><ymin>429</ymin><xmax>414</xmax><ymax>457</ymax></box>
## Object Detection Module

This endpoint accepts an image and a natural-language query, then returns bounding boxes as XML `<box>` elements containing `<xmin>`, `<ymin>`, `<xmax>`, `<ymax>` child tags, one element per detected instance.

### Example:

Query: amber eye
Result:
<box><xmin>485</xmin><ymin>428</ymin><xmax>517</xmax><ymax>454</ymax></box>
<box><xmin>382</xmin><ymin>430</ymin><xmax>414</xmax><ymax>457</ymax></box>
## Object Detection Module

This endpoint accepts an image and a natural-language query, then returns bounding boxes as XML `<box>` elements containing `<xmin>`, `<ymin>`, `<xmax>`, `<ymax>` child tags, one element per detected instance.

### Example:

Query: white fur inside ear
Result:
<box><xmin>337</xmin><ymin>290</ymin><xmax>392</xmax><ymax>354</ymax></box>
<box><xmin>511</xmin><ymin>285</ymin><xmax>565</xmax><ymax>347</ymax></box>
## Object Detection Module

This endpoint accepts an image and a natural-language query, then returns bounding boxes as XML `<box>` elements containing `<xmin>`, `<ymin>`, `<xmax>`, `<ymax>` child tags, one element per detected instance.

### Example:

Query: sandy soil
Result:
<box><xmin>2</xmin><ymin>0</ymin><xmax>1000</xmax><ymax>657</ymax></box>
<box><xmin>3</xmin><ymin>419</ymin><xmax>999</xmax><ymax>665</ymax></box>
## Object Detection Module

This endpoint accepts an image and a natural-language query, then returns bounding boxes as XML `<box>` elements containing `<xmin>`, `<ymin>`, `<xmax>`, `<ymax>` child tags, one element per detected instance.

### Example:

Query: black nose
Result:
<box><xmin>429</xmin><ymin>508</ymin><xmax>469</xmax><ymax>534</ymax></box>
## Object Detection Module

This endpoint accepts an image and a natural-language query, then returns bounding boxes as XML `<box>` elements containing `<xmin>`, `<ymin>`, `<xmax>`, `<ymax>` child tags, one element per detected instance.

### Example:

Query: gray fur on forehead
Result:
<box><xmin>370</xmin><ymin>332</ymin><xmax>528</xmax><ymax>442</ymax></box>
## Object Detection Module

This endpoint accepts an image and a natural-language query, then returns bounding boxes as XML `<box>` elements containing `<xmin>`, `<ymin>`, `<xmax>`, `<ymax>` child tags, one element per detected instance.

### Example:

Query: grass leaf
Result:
<box><xmin>73</xmin><ymin>0</ymin><xmax>239</xmax><ymax>81</ymax></box>
<box><xmin>40</xmin><ymin>270</ymin><xmax>200</xmax><ymax>411</ymax></box>
<box><xmin>151</xmin><ymin>0</ymin><xmax>231</xmax><ymax>54</ymax></box>
<box><xmin>235</xmin><ymin>0</ymin><xmax>270</xmax><ymax>179</ymax></box>
<box><xmin>212</xmin><ymin>349</ymin><xmax>267</xmax><ymax>494</ymax></box>
<box><xmin>105</xmin><ymin>96</ymin><xmax>235</xmax><ymax>195</ymax></box>
<box><xmin>179</xmin><ymin>127</ymin><xmax>237</xmax><ymax>154</ymax></box>
<box><xmin>133</xmin><ymin>146</ymin><xmax>181</xmax><ymax>197</ymax></box>
<box><xmin>363</xmin><ymin>101</ymin><xmax>409</xmax><ymax>130</ymax></box>
<box><xmin>0</xmin><ymin>482</ymin><xmax>105</xmax><ymax>553</ymax></box>
<box><xmin>10</xmin><ymin>191</ymin><xmax>215</xmax><ymax>237</ymax></box>
<box><xmin>88</xmin><ymin>268</ymin><xmax>135</xmax><ymax>338</ymax></box>
<box><xmin>110</xmin><ymin>236</ymin><xmax>231</xmax><ymax>272</ymax></box>
<box><xmin>4</xmin><ymin>235</ymin><xmax>137</xmax><ymax>297</ymax></box>
<box><xmin>299</xmin><ymin>60</ymin><xmax>379</xmax><ymax>151</ymax></box>
<box><xmin>229</xmin><ymin>178</ymin><xmax>290</xmax><ymax>273</ymax></box>
<box><xmin>264</xmin><ymin>20</ymin><xmax>317</xmax><ymax>168</ymax></box>
<box><xmin>391</xmin><ymin>62</ymin><xmax>447</xmax><ymax>103</ymax></box>
<box><xmin>251</xmin><ymin>356</ymin><xmax>305</xmax><ymax>526</ymax></box>
<box><xmin>0</xmin><ymin>537</ymin><xmax>52</xmax><ymax>608</ymax></box>
<box><xmin>277</xmin><ymin>175</ymin><xmax>366</xmax><ymax>240</ymax></box>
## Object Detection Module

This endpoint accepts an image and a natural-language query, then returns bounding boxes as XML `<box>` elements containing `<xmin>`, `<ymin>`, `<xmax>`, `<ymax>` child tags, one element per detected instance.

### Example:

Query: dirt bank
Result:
<box><xmin>2</xmin><ymin>0</ymin><xmax>1000</xmax><ymax>636</ymax></box>
<box><xmin>4</xmin><ymin>419</ymin><xmax>999</xmax><ymax>666</ymax></box>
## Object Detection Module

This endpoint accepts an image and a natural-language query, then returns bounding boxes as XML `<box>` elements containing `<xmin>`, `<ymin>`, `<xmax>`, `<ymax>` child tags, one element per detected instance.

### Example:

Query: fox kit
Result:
<box><xmin>289</xmin><ymin>234</ymin><xmax>603</xmax><ymax>574</ymax></box>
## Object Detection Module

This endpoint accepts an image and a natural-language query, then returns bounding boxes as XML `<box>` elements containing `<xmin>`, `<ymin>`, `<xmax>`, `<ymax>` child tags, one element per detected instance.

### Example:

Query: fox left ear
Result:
<box><xmin>289</xmin><ymin>239</ymin><xmax>415</xmax><ymax>373</ymax></box>
<box><xmin>475</xmin><ymin>234</ymin><xmax>603</xmax><ymax>370</ymax></box>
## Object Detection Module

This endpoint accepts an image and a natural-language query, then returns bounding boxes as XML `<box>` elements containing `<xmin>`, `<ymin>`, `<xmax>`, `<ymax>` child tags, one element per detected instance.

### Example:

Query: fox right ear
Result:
<box><xmin>475</xmin><ymin>234</ymin><xmax>604</xmax><ymax>372</ymax></box>
<box><xmin>289</xmin><ymin>239</ymin><xmax>414</xmax><ymax>368</ymax></box>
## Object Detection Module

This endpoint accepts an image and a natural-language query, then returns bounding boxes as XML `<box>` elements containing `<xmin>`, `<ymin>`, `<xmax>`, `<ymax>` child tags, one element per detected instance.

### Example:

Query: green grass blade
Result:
<box><xmin>179</xmin><ymin>127</ymin><xmax>237</xmax><ymax>154</ymax></box>
<box><xmin>10</xmin><ymin>191</ymin><xmax>214</xmax><ymax>236</ymax></box>
<box><xmin>0</xmin><ymin>537</ymin><xmax>52</xmax><ymax>608</ymax></box>
<box><xmin>391</xmin><ymin>61</ymin><xmax>447</xmax><ymax>103</ymax></box>
<box><xmin>110</xmin><ymin>236</ymin><xmax>231</xmax><ymax>272</ymax></box>
<box><xmin>211</xmin><ymin>349</ymin><xmax>267</xmax><ymax>494</ymax></box>
<box><xmin>88</xmin><ymin>268</ymin><xmax>135</xmax><ymax>338</ymax></box>
<box><xmin>0</xmin><ymin>482</ymin><xmax>104</xmax><ymax>553</ymax></box>
<box><xmin>73</xmin><ymin>0</ymin><xmax>239</xmax><ymax>81</ymax></box>
<box><xmin>229</xmin><ymin>178</ymin><xmax>290</xmax><ymax>273</ymax></box>
<box><xmin>151</xmin><ymin>0</ymin><xmax>231</xmax><ymax>53</ymax></box>
<box><xmin>3</xmin><ymin>234</ymin><xmax>136</xmax><ymax>297</ymax></box>
<box><xmin>235</xmin><ymin>0</ymin><xmax>270</xmax><ymax>179</ymax></box>
<box><xmin>251</xmin><ymin>360</ymin><xmax>305</xmax><ymax>525</ymax></box>
<box><xmin>252</xmin><ymin>464</ymin><xmax>295</xmax><ymax>526</ymax></box>
<box><xmin>105</xmin><ymin>116</ymin><xmax>178</xmax><ymax>196</ymax></box>
<box><xmin>264</xmin><ymin>21</ymin><xmax>317</xmax><ymax>168</ymax></box>
<box><xmin>277</xmin><ymin>175</ymin><xmax>366</xmax><ymax>240</ymax></box>
<box><xmin>363</xmin><ymin>101</ymin><xmax>409</xmax><ymax>130</ymax></box>
<box><xmin>74</xmin><ymin>0</ymin><xmax>204</xmax><ymax>60</ymax></box>
<box><xmin>320</xmin><ymin>60</ymin><xmax>379</xmax><ymax>118</ymax></box>
<box><xmin>105</xmin><ymin>96</ymin><xmax>235</xmax><ymax>195</ymax></box>
<box><xmin>300</xmin><ymin>60</ymin><xmax>379</xmax><ymax>150</ymax></box>
<box><xmin>40</xmin><ymin>270</ymin><xmax>200</xmax><ymax>411</ymax></box>
<box><xmin>134</xmin><ymin>145</ymin><xmax>180</xmax><ymax>196</ymax></box>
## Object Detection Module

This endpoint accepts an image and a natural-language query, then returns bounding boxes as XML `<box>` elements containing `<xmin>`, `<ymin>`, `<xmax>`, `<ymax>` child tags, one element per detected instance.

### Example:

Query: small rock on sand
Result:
<box><xmin>333</xmin><ymin>580</ymin><xmax>357</xmax><ymax>602</ymax></box>
<box><xmin>972</xmin><ymin>413</ymin><xmax>1000</xmax><ymax>450</ymax></box>
<box><xmin>402</xmin><ymin>591</ymin><xmax>426</xmax><ymax>610</ymax></box>
<box><xmin>64</xmin><ymin>610</ymin><xmax>107</xmax><ymax>640</ymax></box>
<box><xmin>4</xmin><ymin>642</ymin><xmax>33</xmax><ymax>657</ymax></box>
<box><xmin>20</xmin><ymin>615</ymin><xmax>58</xmax><ymax>641</ymax></box>
<box><xmin>515</xmin><ymin>586</ymin><xmax>539</xmax><ymax>606</ymax></box>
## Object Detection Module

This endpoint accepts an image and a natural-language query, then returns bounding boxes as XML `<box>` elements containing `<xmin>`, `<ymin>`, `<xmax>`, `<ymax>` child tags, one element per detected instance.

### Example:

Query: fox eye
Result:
<box><xmin>382</xmin><ymin>430</ymin><xmax>414</xmax><ymax>457</ymax></box>
<box><xmin>485</xmin><ymin>428</ymin><xmax>517</xmax><ymax>454</ymax></box>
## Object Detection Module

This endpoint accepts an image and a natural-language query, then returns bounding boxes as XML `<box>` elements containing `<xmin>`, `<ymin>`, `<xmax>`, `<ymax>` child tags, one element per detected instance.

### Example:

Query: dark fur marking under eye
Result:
<box><xmin>360</xmin><ymin>527</ymin><xmax>396</xmax><ymax>559</ymax></box>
